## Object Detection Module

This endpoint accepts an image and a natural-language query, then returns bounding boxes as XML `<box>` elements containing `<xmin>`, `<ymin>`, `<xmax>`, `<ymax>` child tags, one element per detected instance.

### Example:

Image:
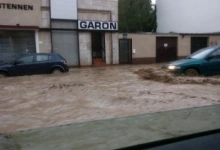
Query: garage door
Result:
<box><xmin>156</xmin><ymin>37</ymin><xmax>178</xmax><ymax>63</ymax></box>
<box><xmin>52</xmin><ymin>30</ymin><xmax>79</xmax><ymax>66</ymax></box>
<box><xmin>191</xmin><ymin>37</ymin><xmax>208</xmax><ymax>53</ymax></box>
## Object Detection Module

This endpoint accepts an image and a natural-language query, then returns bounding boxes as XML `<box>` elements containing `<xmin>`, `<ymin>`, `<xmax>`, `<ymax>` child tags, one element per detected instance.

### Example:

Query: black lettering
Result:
<box><xmin>88</xmin><ymin>22</ymin><xmax>94</xmax><ymax>29</ymax></box>
<box><xmin>28</xmin><ymin>5</ymin><xmax>33</xmax><ymax>10</ymax></box>
<box><xmin>110</xmin><ymin>23</ymin><xmax>117</xmax><ymax>30</ymax></box>
<box><xmin>24</xmin><ymin>5</ymin><xmax>28</xmax><ymax>10</ymax></box>
<box><xmin>18</xmin><ymin>4</ymin><xmax>23</xmax><ymax>10</ymax></box>
<box><xmin>12</xmin><ymin>4</ymin><xmax>17</xmax><ymax>9</ymax></box>
<box><xmin>102</xmin><ymin>22</ymin><xmax>109</xmax><ymax>29</ymax></box>
<box><xmin>0</xmin><ymin>3</ymin><xmax>33</xmax><ymax>11</ymax></box>
<box><xmin>95</xmin><ymin>22</ymin><xmax>101</xmax><ymax>29</ymax></box>
<box><xmin>7</xmin><ymin>4</ymin><xmax>12</xmax><ymax>9</ymax></box>
<box><xmin>80</xmin><ymin>21</ymin><xmax>87</xmax><ymax>29</ymax></box>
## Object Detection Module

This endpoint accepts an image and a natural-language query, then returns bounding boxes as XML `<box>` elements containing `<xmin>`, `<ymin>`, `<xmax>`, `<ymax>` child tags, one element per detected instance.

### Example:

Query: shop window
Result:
<box><xmin>0</xmin><ymin>30</ymin><xmax>36</xmax><ymax>61</ymax></box>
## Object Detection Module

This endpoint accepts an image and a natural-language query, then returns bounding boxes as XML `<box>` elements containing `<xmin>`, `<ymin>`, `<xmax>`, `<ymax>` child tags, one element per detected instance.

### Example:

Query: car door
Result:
<box><xmin>13</xmin><ymin>55</ymin><xmax>35</xmax><ymax>76</ymax></box>
<box><xmin>203</xmin><ymin>49</ymin><xmax>220</xmax><ymax>75</ymax></box>
<box><xmin>33</xmin><ymin>54</ymin><xmax>52</xmax><ymax>74</ymax></box>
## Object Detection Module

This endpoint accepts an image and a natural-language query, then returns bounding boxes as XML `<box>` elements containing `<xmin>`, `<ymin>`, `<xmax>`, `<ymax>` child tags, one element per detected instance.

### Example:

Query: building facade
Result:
<box><xmin>113</xmin><ymin>0</ymin><xmax>220</xmax><ymax>65</ymax></box>
<box><xmin>0</xmin><ymin>0</ymin><xmax>119</xmax><ymax>66</ymax></box>
<box><xmin>118</xmin><ymin>33</ymin><xmax>220</xmax><ymax>64</ymax></box>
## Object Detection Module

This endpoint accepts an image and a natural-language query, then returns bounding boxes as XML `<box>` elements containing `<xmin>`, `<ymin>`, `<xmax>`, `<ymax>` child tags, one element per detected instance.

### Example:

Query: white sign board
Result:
<box><xmin>78</xmin><ymin>20</ymin><xmax>118</xmax><ymax>31</ymax></box>
<box><xmin>164</xmin><ymin>43</ymin><xmax>168</xmax><ymax>47</ymax></box>
<box><xmin>51</xmin><ymin>0</ymin><xmax>77</xmax><ymax>20</ymax></box>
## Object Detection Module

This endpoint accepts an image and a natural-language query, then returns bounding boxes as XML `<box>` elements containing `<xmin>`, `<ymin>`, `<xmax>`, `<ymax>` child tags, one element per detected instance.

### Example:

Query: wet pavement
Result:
<box><xmin>0</xmin><ymin>65</ymin><xmax>220</xmax><ymax>133</ymax></box>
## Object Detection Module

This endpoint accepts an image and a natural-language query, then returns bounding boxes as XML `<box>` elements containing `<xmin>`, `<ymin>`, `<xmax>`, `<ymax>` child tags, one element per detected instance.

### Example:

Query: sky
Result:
<box><xmin>152</xmin><ymin>0</ymin><xmax>156</xmax><ymax>4</ymax></box>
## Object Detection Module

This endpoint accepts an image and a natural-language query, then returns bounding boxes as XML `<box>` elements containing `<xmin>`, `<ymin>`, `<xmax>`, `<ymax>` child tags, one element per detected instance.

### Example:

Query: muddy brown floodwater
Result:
<box><xmin>0</xmin><ymin>65</ymin><xmax>220</xmax><ymax>133</ymax></box>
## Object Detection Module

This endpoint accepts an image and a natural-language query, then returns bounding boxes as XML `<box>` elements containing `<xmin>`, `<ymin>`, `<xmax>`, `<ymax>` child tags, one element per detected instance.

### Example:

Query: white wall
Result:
<box><xmin>157</xmin><ymin>0</ymin><xmax>220</xmax><ymax>33</ymax></box>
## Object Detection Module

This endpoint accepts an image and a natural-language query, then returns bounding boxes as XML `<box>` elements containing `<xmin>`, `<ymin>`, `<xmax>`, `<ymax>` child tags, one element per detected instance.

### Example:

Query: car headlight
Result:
<box><xmin>168</xmin><ymin>65</ymin><xmax>181</xmax><ymax>70</ymax></box>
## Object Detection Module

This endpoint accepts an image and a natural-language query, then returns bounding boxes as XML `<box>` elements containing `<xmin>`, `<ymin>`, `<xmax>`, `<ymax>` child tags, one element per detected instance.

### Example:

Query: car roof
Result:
<box><xmin>20</xmin><ymin>53</ymin><xmax>58</xmax><ymax>56</ymax></box>
<box><xmin>35</xmin><ymin>53</ymin><xmax>56</xmax><ymax>55</ymax></box>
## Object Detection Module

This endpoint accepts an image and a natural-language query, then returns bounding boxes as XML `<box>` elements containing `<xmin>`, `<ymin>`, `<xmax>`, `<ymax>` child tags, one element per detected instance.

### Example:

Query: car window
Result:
<box><xmin>188</xmin><ymin>47</ymin><xmax>216</xmax><ymax>59</ymax></box>
<box><xmin>18</xmin><ymin>56</ymin><xmax>34</xmax><ymax>64</ymax></box>
<box><xmin>209</xmin><ymin>49</ymin><xmax>220</xmax><ymax>58</ymax></box>
<box><xmin>49</xmin><ymin>55</ymin><xmax>53</xmax><ymax>61</ymax></box>
<box><xmin>36</xmin><ymin>55</ymin><xmax>49</xmax><ymax>62</ymax></box>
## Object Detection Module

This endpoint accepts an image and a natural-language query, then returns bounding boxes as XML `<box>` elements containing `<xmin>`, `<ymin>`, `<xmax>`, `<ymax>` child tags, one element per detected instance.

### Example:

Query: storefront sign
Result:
<box><xmin>78</xmin><ymin>21</ymin><xmax>118</xmax><ymax>31</ymax></box>
<box><xmin>0</xmin><ymin>3</ymin><xmax>33</xmax><ymax>11</ymax></box>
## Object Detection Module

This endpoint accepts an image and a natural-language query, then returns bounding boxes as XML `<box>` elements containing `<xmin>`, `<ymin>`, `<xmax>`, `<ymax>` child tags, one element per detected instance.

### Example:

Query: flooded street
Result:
<box><xmin>0</xmin><ymin>65</ymin><xmax>220</xmax><ymax>133</ymax></box>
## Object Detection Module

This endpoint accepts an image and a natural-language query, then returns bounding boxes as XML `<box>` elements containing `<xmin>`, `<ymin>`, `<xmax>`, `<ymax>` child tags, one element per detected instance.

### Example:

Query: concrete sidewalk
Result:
<box><xmin>1</xmin><ymin>105</ymin><xmax>220</xmax><ymax>150</ymax></box>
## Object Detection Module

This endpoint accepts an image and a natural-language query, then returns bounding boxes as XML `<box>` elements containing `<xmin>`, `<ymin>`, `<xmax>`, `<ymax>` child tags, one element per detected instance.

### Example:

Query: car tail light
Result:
<box><xmin>61</xmin><ymin>60</ymin><xmax>67</xmax><ymax>65</ymax></box>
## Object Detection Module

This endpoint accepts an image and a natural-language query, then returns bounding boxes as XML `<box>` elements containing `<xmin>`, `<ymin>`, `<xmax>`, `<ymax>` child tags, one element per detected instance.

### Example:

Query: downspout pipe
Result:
<box><xmin>110</xmin><ymin>13</ymin><xmax>114</xmax><ymax>65</ymax></box>
<box><xmin>49</xmin><ymin>0</ymin><xmax>54</xmax><ymax>53</ymax></box>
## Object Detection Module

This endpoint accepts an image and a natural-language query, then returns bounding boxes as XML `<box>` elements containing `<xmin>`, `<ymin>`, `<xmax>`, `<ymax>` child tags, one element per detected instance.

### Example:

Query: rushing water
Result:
<box><xmin>0</xmin><ymin>65</ymin><xmax>220</xmax><ymax>133</ymax></box>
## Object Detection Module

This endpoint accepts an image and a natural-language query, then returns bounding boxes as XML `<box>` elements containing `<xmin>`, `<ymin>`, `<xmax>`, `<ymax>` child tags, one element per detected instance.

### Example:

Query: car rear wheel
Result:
<box><xmin>51</xmin><ymin>68</ymin><xmax>63</xmax><ymax>74</ymax></box>
<box><xmin>185</xmin><ymin>69</ymin><xmax>199</xmax><ymax>76</ymax></box>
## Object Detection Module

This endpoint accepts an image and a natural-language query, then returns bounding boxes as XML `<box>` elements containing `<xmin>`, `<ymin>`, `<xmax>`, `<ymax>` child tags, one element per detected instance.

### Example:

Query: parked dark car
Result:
<box><xmin>162</xmin><ymin>46</ymin><xmax>220</xmax><ymax>76</ymax></box>
<box><xmin>0</xmin><ymin>53</ymin><xmax>69</xmax><ymax>77</ymax></box>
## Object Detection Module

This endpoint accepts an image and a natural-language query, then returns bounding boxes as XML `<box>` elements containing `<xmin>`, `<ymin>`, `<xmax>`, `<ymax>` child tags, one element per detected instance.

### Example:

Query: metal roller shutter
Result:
<box><xmin>52</xmin><ymin>30</ymin><xmax>79</xmax><ymax>66</ymax></box>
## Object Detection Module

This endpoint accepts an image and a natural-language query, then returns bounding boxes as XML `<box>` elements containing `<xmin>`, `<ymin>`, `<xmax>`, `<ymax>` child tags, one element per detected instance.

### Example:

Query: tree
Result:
<box><xmin>119</xmin><ymin>0</ymin><xmax>157</xmax><ymax>33</ymax></box>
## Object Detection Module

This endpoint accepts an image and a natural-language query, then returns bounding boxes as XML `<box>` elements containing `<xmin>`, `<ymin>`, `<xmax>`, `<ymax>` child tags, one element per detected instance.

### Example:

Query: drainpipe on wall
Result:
<box><xmin>111</xmin><ymin>33</ymin><xmax>113</xmax><ymax>64</ymax></box>
<box><xmin>49</xmin><ymin>0</ymin><xmax>54</xmax><ymax>53</ymax></box>
<box><xmin>110</xmin><ymin>13</ymin><xmax>114</xmax><ymax>65</ymax></box>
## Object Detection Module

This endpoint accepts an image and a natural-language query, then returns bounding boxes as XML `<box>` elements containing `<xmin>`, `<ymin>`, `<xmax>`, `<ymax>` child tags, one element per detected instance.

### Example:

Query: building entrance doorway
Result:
<box><xmin>119</xmin><ymin>39</ymin><xmax>132</xmax><ymax>64</ymax></box>
<box><xmin>91</xmin><ymin>32</ymin><xmax>105</xmax><ymax>66</ymax></box>
<box><xmin>0</xmin><ymin>30</ymin><xmax>36</xmax><ymax>64</ymax></box>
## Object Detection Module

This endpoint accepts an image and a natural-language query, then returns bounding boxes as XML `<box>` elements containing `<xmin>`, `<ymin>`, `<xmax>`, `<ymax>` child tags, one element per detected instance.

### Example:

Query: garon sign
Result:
<box><xmin>78</xmin><ymin>20</ymin><xmax>118</xmax><ymax>31</ymax></box>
